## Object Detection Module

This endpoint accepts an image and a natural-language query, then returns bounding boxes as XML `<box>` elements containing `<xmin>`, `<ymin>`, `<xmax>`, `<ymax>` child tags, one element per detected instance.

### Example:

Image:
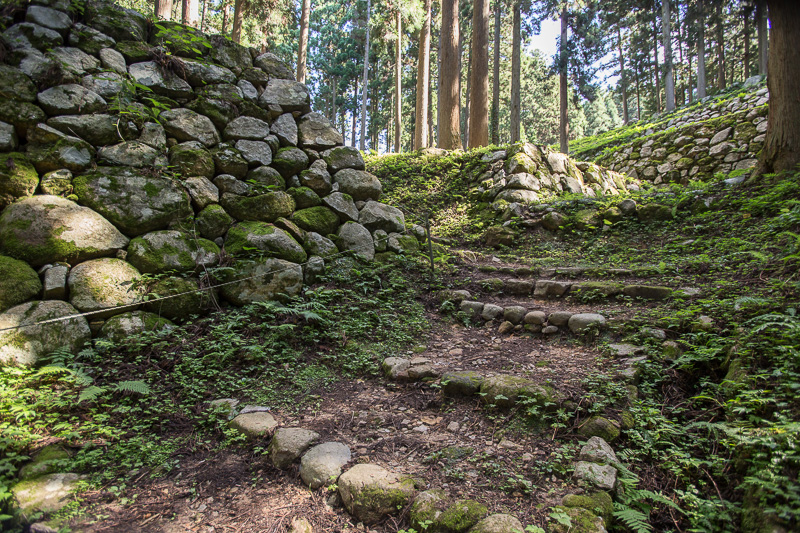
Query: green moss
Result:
<box><xmin>144</xmin><ymin>277</ymin><xmax>214</xmax><ymax>320</ymax></box>
<box><xmin>18</xmin><ymin>444</ymin><xmax>70</xmax><ymax>480</ymax></box>
<box><xmin>196</xmin><ymin>204</ymin><xmax>234</xmax><ymax>240</ymax></box>
<box><xmin>562</xmin><ymin>491</ymin><xmax>613</xmax><ymax>524</ymax></box>
<box><xmin>169</xmin><ymin>144</ymin><xmax>215</xmax><ymax>178</ymax></box>
<box><xmin>0</xmin><ymin>152</ymin><xmax>39</xmax><ymax>208</ymax></box>
<box><xmin>291</xmin><ymin>206</ymin><xmax>340</xmax><ymax>236</ymax></box>
<box><xmin>287</xmin><ymin>187</ymin><xmax>321</xmax><ymax>209</ymax></box>
<box><xmin>438</xmin><ymin>499</ymin><xmax>488</xmax><ymax>532</ymax></box>
<box><xmin>0</xmin><ymin>255</ymin><xmax>42</xmax><ymax>312</ymax></box>
<box><xmin>549</xmin><ymin>506</ymin><xmax>606</xmax><ymax>533</ymax></box>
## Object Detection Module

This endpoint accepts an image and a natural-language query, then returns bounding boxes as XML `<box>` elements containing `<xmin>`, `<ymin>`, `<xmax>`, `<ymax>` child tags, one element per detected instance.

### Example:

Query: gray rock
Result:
<box><xmin>229</xmin><ymin>412</ymin><xmax>278</xmax><ymax>438</ymax></box>
<box><xmin>623</xmin><ymin>285</ymin><xmax>672</xmax><ymax>300</ymax></box>
<box><xmin>573</xmin><ymin>461</ymin><xmax>617</xmax><ymax>491</ymax></box>
<box><xmin>237</xmin><ymin>79</ymin><xmax>258</xmax><ymax>102</ymax></box>
<box><xmin>98</xmin><ymin>141</ymin><xmax>163</xmax><ymax>167</ymax></box>
<box><xmin>334</xmin><ymin>169</ymin><xmax>381</xmax><ymax>201</ymax></box>
<box><xmin>213</xmin><ymin>175</ymin><xmax>249</xmax><ymax>196</ymax></box>
<box><xmin>48</xmin><ymin>114</ymin><xmax>137</xmax><ymax>146</ymax></box>
<box><xmin>299</xmin><ymin>442</ymin><xmax>351</xmax><ymax>489</ymax></box>
<box><xmin>542</xmin><ymin>325</ymin><xmax>559</xmax><ymax>335</ymax></box>
<box><xmin>37</xmin><ymin>84</ymin><xmax>106</xmax><ymax>115</ymax></box>
<box><xmin>98</xmin><ymin>48</ymin><xmax>127</xmax><ymax>73</ymax></box>
<box><xmin>196</xmin><ymin>204</ymin><xmax>234</xmax><ymax>240</ymax></box>
<box><xmin>534</xmin><ymin>280</ymin><xmax>570</xmax><ymax>299</ymax></box>
<box><xmin>26</xmin><ymin>6</ymin><xmax>71</xmax><ymax>34</ymax></box>
<box><xmin>248</xmin><ymin>166</ymin><xmax>285</xmax><ymax>189</ymax></box>
<box><xmin>710</xmin><ymin>127</ymin><xmax>733</xmax><ymax>145</ymax></box>
<box><xmin>299</xmin><ymin>160</ymin><xmax>333</xmax><ymax>195</ymax></box>
<box><xmin>207</xmin><ymin>34</ymin><xmax>253</xmax><ymax>70</ymax></box>
<box><xmin>270</xmin><ymin>428</ymin><xmax>320</xmax><ymax>469</ymax></box>
<box><xmin>259</xmin><ymin>79</ymin><xmax>310</xmax><ymax>112</ymax></box>
<box><xmin>304</xmin><ymin>255</ymin><xmax>325</xmax><ymax>284</ymax></box>
<box><xmin>0</xmin><ymin>195</ymin><xmax>128</xmax><ymax>267</ymax></box>
<box><xmin>338</xmin><ymin>464</ymin><xmax>415</xmax><ymax>524</ymax></box>
<box><xmin>128</xmin><ymin>61</ymin><xmax>194</xmax><ymax>99</ymax></box>
<box><xmin>523</xmin><ymin>311</ymin><xmax>547</xmax><ymax>325</ymax></box>
<box><xmin>138</xmin><ymin>122</ymin><xmax>167</xmax><ymax>150</ymax></box>
<box><xmin>48</xmin><ymin>46</ymin><xmax>100</xmax><ymax>77</ymax></box>
<box><xmin>180</xmin><ymin>58</ymin><xmax>236</xmax><ymax>87</ymax></box>
<box><xmin>68</xmin><ymin>258</ymin><xmax>142</xmax><ymax>318</ymax></box>
<box><xmin>460</xmin><ymin>300</ymin><xmax>484</xmax><ymax>318</ymax></box>
<box><xmin>224</xmin><ymin>222</ymin><xmax>306</xmax><ymax>263</ymax></box>
<box><xmin>336</xmin><ymin>222</ymin><xmax>374</xmax><ymax>261</ymax></box>
<box><xmin>99</xmin><ymin>311</ymin><xmax>174</xmax><ymax>343</ymax></box>
<box><xmin>0</xmin><ymin>121</ymin><xmax>19</xmax><ymax>151</ymax></box>
<box><xmin>271</xmin><ymin>113</ymin><xmax>299</xmax><ymax>146</ymax></box>
<box><xmin>235</xmin><ymin>139</ymin><xmax>273</xmax><ymax>167</ymax></box>
<box><xmin>224</xmin><ymin>116</ymin><xmax>271</xmax><ymax>141</ymax></box>
<box><xmin>213</xmin><ymin>143</ymin><xmax>249</xmax><ymax>178</ymax></box>
<box><xmin>542</xmin><ymin>211</ymin><xmax>567</xmax><ymax>231</ymax></box>
<box><xmin>322</xmin><ymin>192</ymin><xmax>359</xmax><ymax>222</ymax></box>
<box><xmin>503</xmin><ymin>306</ymin><xmax>527</xmax><ymax>325</ymax></box>
<box><xmin>273</xmin><ymin>147</ymin><xmax>309</xmax><ymax>177</ymax></box>
<box><xmin>42</xmin><ymin>263</ymin><xmax>68</xmax><ymax>300</ymax></box>
<box><xmin>568</xmin><ymin>313</ymin><xmax>606</xmax><ymax>334</ymax></box>
<box><xmin>481</xmin><ymin>303</ymin><xmax>504</xmax><ymax>321</ymax></box>
<box><xmin>221</xmin><ymin>191</ymin><xmax>295</xmax><ymax>222</ymax></box>
<box><xmin>183</xmin><ymin>176</ymin><xmax>219</xmax><ymax>210</ymax></box>
<box><xmin>81</xmin><ymin>71</ymin><xmax>124</xmax><ymax>99</ymax></box>
<box><xmin>0</xmin><ymin>301</ymin><xmax>90</xmax><ymax>366</ymax></box>
<box><xmin>358</xmin><ymin>200</ymin><xmax>404</xmax><ymax>233</ymax></box>
<box><xmin>218</xmin><ymin>257</ymin><xmax>303</xmax><ymax>305</ymax></box>
<box><xmin>480</xmin><ymin>374</ymin><xmax>558</xmax><ymax>409</ymax></box>
<box><xmin>321</xmin><ymin>146</ymin><xmax>365</xmax><ymax>172</ymax></box>
<box><xmin>26</xmin><ymin>136</ymin><xmax>95</xmax><ymax>175</ymax></box>
<box><xmin>548</xmin><ymin>311</ymin><xmax>573</xmax><ymax>327</ymax></box>
<box><xmin>441</xmin><ymin>371</ymin><xmax>484</xmax><ymax>397</ymax></box>
<box><xmin>254</xmin><ymin>52</ymin><xmax>294</xmax><ymax>79</ymax></box>
<box><xmin>160</xmin><ymin>108</ymin><xmax>221</xmax><ymax>147</ymax></box>
<box><xmin>3</xmin><ymin>22</ymin><xmax>63</xmax><ymax>51</ymax></box>
<box><xmin>303</xmin><ymin>232</ymin><xmax>338</xmax><ymax>258</ymax></box>
<box><xmin>468</xmin><ymin>514</ymin><xmax>524</xmax><ymax>533</ymax></box>
<box><xmin>505</xmin><ymin>172</ymin><xmax>540</xmax><ymax>191</ymax></box>
<box><xmin>504</xmin><ymin>279</ymin><xmax>534</xmax><ymax>295</ymax></box>
<box><xmin>85</xmin><ymin>0</ymin><xmax>148</xmax><ymax>41</ymax></box>
<box><xmin>298</xmin><ymin>112</ymin><xmax>344</xmax><ymax>150</ymax></box>
<box><xmin>127</xmin><ymin>230</ymin><xmax>220</xmax><ymax>274</ymax></box>
<box><xmin>73</xmin><ymin>167</ymin><xmax>192</xmax><ymax>236</ymax></box>
<box><xmin>69</xmin><ymin>23</ymin><xmax>115</xmax><ymax>54</ymax></box>
<box><xmin>578</xmin><ymin>436</ymin><xmax>618</xmax><ymax>464</ymax></box>
<box><xmin>11</xmin><ymin>473</ymin><xmax>83</xmax><ymax>516</ymax></box>
<box><xmin>607</xmin><ymin>344</ymin><xmax>644</xmax><ymax>358</ymax></box>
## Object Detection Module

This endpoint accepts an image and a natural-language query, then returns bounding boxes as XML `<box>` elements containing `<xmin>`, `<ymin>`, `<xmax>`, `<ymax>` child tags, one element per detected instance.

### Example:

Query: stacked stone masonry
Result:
<box><xmin>0</xmin><ymin>0</ymin><xmax>422</xmax><ymax>366</ymax></box>
<box><xmin>596</xmin><ymin>81</ymin><xmax>768</xmax><ymax>185</ymax></box>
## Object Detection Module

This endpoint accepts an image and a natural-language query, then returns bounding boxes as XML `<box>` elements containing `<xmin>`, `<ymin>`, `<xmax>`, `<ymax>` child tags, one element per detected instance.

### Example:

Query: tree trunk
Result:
<box><xmin>744</xmin><ymin>7</ymin><xmax>751</xmax><ymax>78</ymax></box>
<box><xmin>757</xmin><ymin>0</ymin><xmax>768</xmax><ymax>75</ymax></box>
<box><xmin>716</xmin><ymin>3</ymin><xmax>726</xmax><ymax>90</ymax></box>
<box><xmin>360</xmin><ymin>0</ymin><xmax>371</xmax><ymax>151</ymax></box>
<box><xmin>439</xmin><ymin>0</ymin><xmax>462</xmax><ymax>150</ymax></box>
<box><xmin>352</xmin><ymin>78</ymin><xmax>358</xmax><ymax>147</ymax></box>
<box><xmin>687</xmin><ymin>34</ymin><xmax>694</xmax><ymax>103</ymax></box>
<box><xmin>414</xmin><ymin>0</ymin><xmax>432</xmax><ymax>150</ymax></box>
<box><xmin>652</xmin><ymin>11</ymin><xmax>661</xmax><ymax>112</ymax></box>
<box><xmin>635</xmin><ymin>60</ymin><xmax>641</xmax><ymax>119</ymax></box>
<box><xmin>756</xmin><ymin>0</ymin><xmax>800</xmax><ymax>175</ymax></box>
<box><xmin>182</xmin><ymin>0</ymin><xmax>198</xmax><ymax>26</ymax></box>
<box><xmin>199</xmin><ymin>0</ymin><xmax>207</xmax><ymax>32</ymax></box>
<box><xmin>394</xmin><ymin>10</ymin><xmax>402</xmax><ymax>153</ymax></box>
<box><xmin>663</xmin><ymin>0</ymin><xmax>675</xmax><ymax>111</ymax></box>
<box><xmin>155</xmin><ymin>0</ymin><xmax>173</xmax><ymax>20</ymax></box>
<box><xmin>463</xmin><ymin>44</ymin><xmax>471</xmax><ymax>150</ymax></box>
<box><xmin>510</xmin><ymin>0</ymin><xmax>520</xmax><ymax>143</ymax></box>
<box><xmin>618</xmin><ymin>27</ymin><xmax>629</xmax><ymax>124</ymax></box>
<box><xmin>559</xmin><ymin>4</ymin><xmax>568</xmax><ymax>154</ymax></box>
<box><xmin>697</xmin><ymin>0</ymin><xmax>707</xmax><ymax>99</ymax></box>
<box><xmin>490</xmin><ymin>0</ymin><xmax>501</xmax><ymax>144</ymax></box>
<box><xmin>231</xmin><ymin>0</ymin><xmax>244</xmax><ymax>43</ymax></box>
<box><xmin>468</xmin><ymin>0</ymin><xmax>489</xmax><ymax>148</ymax></box>
<box><xmin>221</xmin><ymin>0</ymin><xmax>229</xmax><ymax>33</ymax></box>
<box><xmin>297</xmin><ymin>0</ymin><xmax>311</xmax><ymax>83</ymax></box>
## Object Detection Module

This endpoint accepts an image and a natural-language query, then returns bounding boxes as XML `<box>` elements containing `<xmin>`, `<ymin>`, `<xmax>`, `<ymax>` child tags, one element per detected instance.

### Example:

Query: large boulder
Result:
<box><xmin>336</xmin><ymin>222</ymin><xmax>374</xmax><ymax>261</ymax></box>
<box><xmin>196</xmin><ymin>204</ymin><xmax>234</xmax><ymax>240</ymax></box>
<box><xmin>321</xmin><ymin>146</ymin><xmax>365</xmax><ymax>172</ymax></box>
<box><xmin>85</xmin><ymin>0</ymin><xmax>148</xmax><ymax>42</ymax></box>
<box><xmin>180</xmin><ymin>58</ymin><xmax>236</xmax><ymax>87</ymax></box>
<box><xmin>2</xmin><ymin>22</ymin><xmax>63</xmax><ymax>51</ymax></box>
<box><xmin>269</xmin><ymin>428</ymin><xmax>319</xmax><ymax>469</ymax></box>
<box><xmin>168</xmin><ymin>142</ymin><xmax>215</xmax><ymax>178</ymax></box>
<box><xmin>26</xmin><ymin>135</ymin><xmax>95</xmax><ymax>174</ymax></box>
<box><xmin>72</xmin><ymin>167</ymin><xmax>192</xmax><ymax>236</ymax></box>
<box><xmin>0</xmin><ymin>195</ymin><xmax>129</xmax><ymax>267</ymax></box>
<box><xmin>220</xmin><ymin>191</ymin><xmax>294</xmax><ymax>223</ymax></box>
<box><xmin>358</xmin><ymin>201</ymin><xmax>404</xmax><ymax>233</ymax></box>
<box><xmin>468</xmin><ymin>514</ymin><xmax>524</xmax><ymax>533</ymax></box>
<box><xmin>254</xmin><ymin>52</ymin><xmax>294</xmax><ymax>79</ymax></box>
<box><xmin>67</xmin><ymin>258</ymin><xmax>143</xmax><ymax>318</ymax></box>
<box><xmin>338</xmin><ymin>464</ymin><xmax>416</xmax><ymax>524</ymax></box>
<box><xmin>224</xmin><ymin>222</ymin><xmax>307</xmax><ymax>263</ymax></box>
<box><xmin>143</xmin><ymin>276</ymin><xmax>216</xmax><ymax>320</ymax></box>
<box><xmin>291</xmin><ymin>206</ymin><xmax>340</xmax><ymax>236</ymax></box>
<box><xmin>299</xmin><ymin>442</ymin><xmax>351</xmax><ymax>489</ymax></box>
<box><xmin>0</xmin><ymin>300</ymin><xmax>91</xmax><ymax>366</ymax></box>
<box><xmin>97</xmin><ymin>141</ymin><xmax>163</xmax><ymax>168</ymax></box>
<box><xmin>322</xmin><ymin>192</ymin><xmax>359</xmax><ymax>222</ymax></box>
<box><xmin>480</xmin><ymin>375</ymin><xmax>558</xmax><ymax>409</ymax></box>
<box><xmin>297</xmin><ymin>112</ymin><xmax>343</xmax><ymax>150</ymax></box>
<box><xmin>218</xmin><ymin>258</ymin><xmax>303</xmax><ymax>305</ymax></box>
<box><xmin>333</xmin><ymin>169</ymin><xmax>382</xmax><ymax>201</ymax></box>
<box><xmin>11</xmin><ymin>472</ymin><xmax>83</xmax><ymax>516</ymax></box>
<box><xmin>0</xmin><ymin>255</ymin><xmax>42</xmax><ymax>313</ymax></box>
<box><xmin>98</xmin><ymin>311</ymin><xmax>174</xmax><ymax>343</ymax></box>
<box><xmin>47</xmin><ymin>114</ymin><xmax>138</xmax><ymax>146</ymax></box>
<box><xmin>273</xmin><ymin>147</ymin><xmax>309</xmax><ymax>177</ymax></box>
<box><xmin>0</xmin><ymin>152</ymin><xmax>39</xmax><ymax>209</ymax></box>
<box><xmin>259</xmin><ymin>79</ymin><xmax>310</xmax><ymax>112</ymax></box>
<box><xmin>159</xmin><ymin>108</ymin><xmax>221</xmax><ymax>147</ymax></box>
<box><xmin>271</xmin><ymin>113</ymin><xmax>298</xmax><ymax>146</ymax></box>
<box><xmin>36</xmin><ymin>84</ymin><xmax>106</xmax><ymax>115</ymax></box>
<box><xmin>223</xmin><ymin>116</ymin><xmax>271</xmax><ymax>141</ymax></box>
<box><xmin>127</xmin><ymin>230</ymin><xmax>221</xmax><ymax>274</ymax></box>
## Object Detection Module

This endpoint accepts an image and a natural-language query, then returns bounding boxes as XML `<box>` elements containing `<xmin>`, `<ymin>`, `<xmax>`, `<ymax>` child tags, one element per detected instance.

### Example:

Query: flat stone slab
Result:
<box><xmin>573</xmin><ymin>461</ymin><xmax>617</xmax><ymax>491</ymax></box>
<box><xmin>12</xmin><ymin>473</ymin><xmax>83</xmax><ymax>515</ymax></box>
<box><xmin>228</xmin><ymin>412</ymin><xmax>278</xmax><ymax>438</ymax></box>
<box><xmin>270</xmin><ymin>428</ymin><xmax>319</xmax><ymax>469</ymax></box>
<box><xmin>299</xmin><ymin>442</ymin><xmax>351</xmax><ymax>489</ymax></box>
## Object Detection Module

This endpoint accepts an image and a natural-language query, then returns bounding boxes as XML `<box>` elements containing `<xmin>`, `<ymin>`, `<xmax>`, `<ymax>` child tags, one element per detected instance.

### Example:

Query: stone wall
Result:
<box><xmin>0</xmin><ymin>0</ymin><xmax>421</xmax><ymax>365</ymax></box>
<box><xmin>596</xmin><ymin>82</ymin><xmax>769</xmax><ymax>185</ymax></box>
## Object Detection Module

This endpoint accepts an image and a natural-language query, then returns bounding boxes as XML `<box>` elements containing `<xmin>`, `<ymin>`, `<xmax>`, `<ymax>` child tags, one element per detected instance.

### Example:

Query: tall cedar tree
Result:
<box><xmin>663</xmin><ymin>0</ymin><xmax>675</xmax><ymax>111</ymax></box>
<box><xmin>439</xmin><ymin>0</ymin><xmax>462</xmax><ymax>150</ymax></box>
<box><xmin>414</xmin><ymin>0</ymin><xmax>432</xmax><ymax>149</ymax></box>
<box><xmin>510</xmin><ymin>0</ymin><xmax>521</xmax><ymax>143</ymax></box>
<box><xmin>297</xmin><ymin>0</ymin><xmax>311</xmax><ymax>83</ymax></box>
<box><xmin>756</xmin><ymin>0</ymin><xmax>800</xmax><ymax>174</ymax></box>
<box><xmin>468</xmin><ymin>0</ymin><xmax>490</xmax><ymax>147</ymax></box>
<box><xmin>491</xmin><ymin>0</ymin><xmax>501</xmax><ymax>144</ymax></box>
<box><xmin>155</xmin><ymin>0</ymin><xmax>173</xmax><ymax>19</ymax></box>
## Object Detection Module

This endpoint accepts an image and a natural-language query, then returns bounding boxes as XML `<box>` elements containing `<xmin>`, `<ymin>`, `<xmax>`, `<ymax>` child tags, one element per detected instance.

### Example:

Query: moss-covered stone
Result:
<box><xmin>217</xmin><ymin>257</ymin><xmax>303</xmax><ymax>305</ymax></box>
<box><xmin>18</xmin><ymin>444</ymin><xmax>71</xmax><ymax>481</ymax></box>
<box><xmin>578</xmin><ymin>416</ymin><xmax>621</xmax><ymax>443</ymax></box>
<box><xmin>548</xmin><ymin>506</ymin><xmax>606</xmax><ymax>533</ymax></box>
<box><xmin>288</xmin><ymin>186</ymin><xmax>322</xmax><ymax>209</ymax></box>
<box><xmin>441</xmin><ymin>371</ymin><xmax>484</xmax><ymax>397</ymax></box>
<box><xmin>220</xmin><ymin>191</ymin><xmax>295</xmax><ymax>223</ymax></box>
<box><xmin>291</xmin><ymin>206</ymin><xmax>340</xmax><ymax>236</ymax></box>
<box><xmin>562</xmin><ymin>491</ymin><xmax>613</xmax><ymax>525</ymax></box>
<box><xmin>187</xmin><ymin>94</ymin><xmax>240</xmax><ymax>131</ymax></box>
<box><xmin>11</xmin><ymin>472</ymin><xmax>83</xmax><ymax>516</ymax></box>
<box><xmin>212</xmin><ymin>143</ymin><xmax>249</xmax><ymax>179</ymax></box>
<box><xmin>99</xmin><ymin>310</ymin><xmax>175</xmax><ymax>343</ymax></box>
<box><xmin>410</xmin><ymin>489</ymin><xmax>448</xmax><ymax>531</ymax></box>
<box><xmin>637</xmin><ymin>203</ymin><xmax>673</xmax><ymax>222</ymax></box>
<box><xmin>68</xmin><ymin>258</ymin><xmax>143</xmax><ymax>319</ymax></box>
<box><xmin>438</xmin><ymin>499</ymin><xmax>488</xmax><ymax>532</ymax></box>
<box><xmin>572</xmin><ymin>281</ymin><xmax>624</xmax><ymax>299</ymax></box>
<box><xmin>144</xmin><ymin>276</ymin><xmax>216</xmax><ymax>320</ymax></box>
<box><xmin>247</xmin><ymin>166</ymin><xmax>285</xmax><ymax>191</ymax></box>
<box><xmin>224</xmin><ymin>222</ymin><xmax>307</xmax><ymax>263</ymax></box>
<box><xmin>480</xmin><ymin>375</ymin><xmax>559</xmax><ymax>410</ymax></box>
<box><xmin>0</xmin><ymin>64</ymin><xmax>37</xmax><ymax>103</ymax></box>
<box><xmin>169</xmin><ymin>143</ymin><xmax>215</xmax><ymax>178</ymax></box>
<box><xmin>127</xmin><ymin>230</ymin><xmax>221</xmax><ymax>274</ymax></box>
<box><xmin>0</xmin><ymin>100</ymin><xmax>47</xmax><ymax>139</ymax></box>
<box><xmin>272</xmin><ymin>147</ymin><xmax>310</xmax><ymax>178</ymax></box>
<box><xmin>196</xmin><ymin>204</ymin><xmax>234</xmax><ymax>240</ymax></box>
<box><xmin>337</xmin><ymin>464</ymin><xmax>416</xmax><ymax>525</ymax></box>
<box><xmin>0</xmin><ymin>255</ymin><xmax>42</xmax><ymax>313</ymax></box>
<box><xmin>0</xmin><ymin>152</ymin><xmax>39</xmax><ymax>209</ymax></box>
<box><xmin>573</xmin><ymin>209</ymin><xmax>601</xmax><ymax>230</ymax></box>
<box><xmin>115</xmin><ymin>40</ymin><xmax>152</xmax><ymax>62</ymax></box>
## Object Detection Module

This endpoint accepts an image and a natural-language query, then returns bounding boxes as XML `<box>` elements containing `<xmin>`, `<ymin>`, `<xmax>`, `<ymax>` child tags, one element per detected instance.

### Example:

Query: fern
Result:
<box><xmin>113</xmin><ymin>381</ymin><xmax>151</xmax><ymax>395</ymax></box>
<box><xmin>78</xmin><ymin>386</ymin><xmax>105</xmax><ymax>404</ymax></box>
<box><xmin>613</xmin><ymin>506</ymin><xmax>653</xmax><ymax>533</ymax></box>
